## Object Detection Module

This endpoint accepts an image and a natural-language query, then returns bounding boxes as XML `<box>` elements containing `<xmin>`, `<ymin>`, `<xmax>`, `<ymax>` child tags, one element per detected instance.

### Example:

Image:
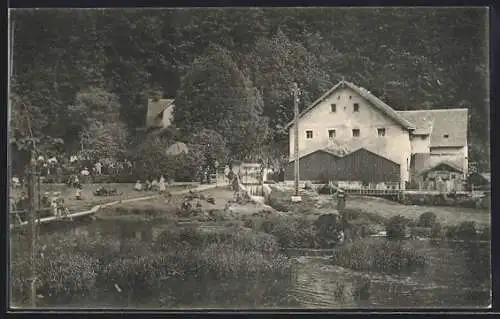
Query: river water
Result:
<box><xmin>285</xmin><ymin>240</ymin><xmax>491</xmax><ymax>308</ymax></box>
<box><xmin>16</xmin><ymin>220</ymin><xmax>491</xmax><ymax>309</ymax></box>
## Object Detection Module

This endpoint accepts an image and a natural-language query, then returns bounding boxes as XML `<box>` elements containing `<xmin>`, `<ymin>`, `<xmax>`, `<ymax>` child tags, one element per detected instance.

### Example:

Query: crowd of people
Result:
<box><xmin>133</xmin><ymin>175</ymin><xmax>168</xmax><ymax>192</ymax></box>
<box><xmin>33</xmin><ymin>153</ymin><xmax>134</xmax><ymax>179</ymax></box>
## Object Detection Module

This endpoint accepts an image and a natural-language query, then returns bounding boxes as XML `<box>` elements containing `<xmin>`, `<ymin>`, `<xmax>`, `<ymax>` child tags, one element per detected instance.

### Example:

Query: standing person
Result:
<box><xmin>158</xmin><ymin>178</ymin><xmax>166</xmax><ymax>193</ymax></box>
<box><xmin>198</xmin><ymin>166</ymin><xmax>204</xmax><ymax>184</ymax></box>
<box><xmin>151</xmin><ymin>178</ymin><xmax>159</xmax><ymax>191</ymax></box>
<box><xmin>232</xmin><ymin>174</ymin><xmax>241</xmax><ymax>201</ymax></box>
<box><xmin>11</xmin><ymin>176</ymin><xmax>20</xmax><ymax>188</ymax></box>
<box><xmin>75</xmin><ymin>185</ymin><xmax>83</xmax><ymax>200</ymax></box>
<box><xmin>126</xmin><ymin>159</ymin><xmax>133</xmax><ymax>174</ymax></box>
<box><xmin>336</xmin><ymin>188</ymin><xmax>346</xmax><ymax>211</ymax></box>
<box><xmin>204</xmin><ymin>168</ymin><xmax>209</xmax><ymax>184</ymax></box>
<box><xmin>70</xmin><ymin>154</ymin><xmax>78</xmax><ymax>167</ymax></box>
<box><xmin>145</xmin><ymin>179</ymin><xmax>152</xmax><ymax>191</ymax></box>
<box><xmin>224</xmin><ymin>165</ymin><xmax>230</xmax><ymax>184</ymax></box>
<box><xmin>80</xmin><ymin>167</ymin><xmax>90</xmax><ymax>184</ymax></box>
<box><xmin>335</xmin><ymin>188</ymin><xmax>349</xmax><ymax>243</ymax></box>
<box><xmin>95</xmin><ymin>161</ymin><xmax>102</xmax><ymax>175</ymax></box>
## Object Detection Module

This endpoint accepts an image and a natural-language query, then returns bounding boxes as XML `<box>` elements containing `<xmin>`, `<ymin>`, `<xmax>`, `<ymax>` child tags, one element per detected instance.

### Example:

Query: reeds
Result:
<box><xmin>331</xmin><ymin>238</ymin><xmax>427</xmax><ymax>275</ymax></box>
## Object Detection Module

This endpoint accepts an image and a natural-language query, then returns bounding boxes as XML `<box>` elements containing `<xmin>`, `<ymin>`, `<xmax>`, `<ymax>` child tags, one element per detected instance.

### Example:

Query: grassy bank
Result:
<box><xmin>330</xmin><ymin>238</ymin><xmax>427</xmax><ymax>275</ymax></box>
<box><xmin>10</xmin><ymin>219</ymin><xmax>293</xmax><ymax>307</ymax></box>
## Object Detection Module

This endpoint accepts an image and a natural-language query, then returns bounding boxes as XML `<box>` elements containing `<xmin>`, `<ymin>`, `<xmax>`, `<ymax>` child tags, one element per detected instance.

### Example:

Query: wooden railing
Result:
<box><xmin>10</xmin><ymin>208</ymin><xmax>53</xmax><ymax>225</ymax></box>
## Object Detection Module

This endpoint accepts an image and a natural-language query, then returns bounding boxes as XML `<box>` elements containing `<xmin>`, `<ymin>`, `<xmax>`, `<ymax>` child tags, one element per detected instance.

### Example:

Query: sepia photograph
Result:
<box><xmin>8</xmin><ymin>7</ymin><xmax>491</xmax><ymax>309</ymax></box>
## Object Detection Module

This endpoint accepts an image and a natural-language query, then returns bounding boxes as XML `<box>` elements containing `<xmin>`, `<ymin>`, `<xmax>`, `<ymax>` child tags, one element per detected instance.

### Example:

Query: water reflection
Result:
<box><xmin>287</xmin><ymin>239</ymin><xmax>491</xmax><ymax>308</ymax></box>
<box><xmin>13</xmin><ymin>218</ymin><xmax>491</xmax><ymax>309</ymax></box>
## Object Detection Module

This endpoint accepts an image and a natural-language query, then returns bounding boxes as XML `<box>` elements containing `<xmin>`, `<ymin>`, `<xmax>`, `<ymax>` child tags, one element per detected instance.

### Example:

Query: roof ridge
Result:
<box><xmin>283</xmin><ymin>80</ymin><xmax>416</xmax><ymax>130</ymax></box>
<box><xmin>398</xmin><ymin>108</ymin><xmax>468</xmax><ymax>113</ymax></box>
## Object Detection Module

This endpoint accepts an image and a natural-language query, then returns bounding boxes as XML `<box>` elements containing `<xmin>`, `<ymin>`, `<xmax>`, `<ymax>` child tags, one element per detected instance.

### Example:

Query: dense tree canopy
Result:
<box><xmin>10</xmin><ymin>7</ymin><xmax>490</xmax><ymax>170</ymax></box>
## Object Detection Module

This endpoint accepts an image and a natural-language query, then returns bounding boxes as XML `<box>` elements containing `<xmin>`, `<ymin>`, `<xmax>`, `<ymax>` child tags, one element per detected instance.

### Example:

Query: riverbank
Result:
<box><xmin>10</xmin><ymin>183</ymin><xmax>491</xmax><ymax>308</ymax></box>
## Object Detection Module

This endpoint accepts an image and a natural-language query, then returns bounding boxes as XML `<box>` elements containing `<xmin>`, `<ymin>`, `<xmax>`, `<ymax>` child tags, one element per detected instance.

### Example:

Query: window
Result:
<box><xmin>330</xmin><ymin>104</ymin><xmax>337</xmax><ymax>112</ymax></box>
<box><xmin>443</xmin><ymin>134</ymin><xmax>449</xmax><ymax>138</ymax></box>
<box><xmin>421</xmin><ymin>135</ymin><xmax>426</xmax><ymax>140</ymax></box>
<box><xmin>306</xmin><ymin>130</ymin><xmax>313</xmax><ymax>139</ymax></box>
<box><xmin>349</xmin><ymin>96</ymin><xmax>352</xmax><ymax>100</ymax></box>
<box><xmin>353</xmin><ymin>103</ymin><xmax>360</xmax><ymax>112</ymax></box>
<box><xmin>377</xmin><ymin>128</ymin><xmax>386</xmax><ymax>137</ymax></box>
<box><xmin>352</xmin><ymin>129</ymin><xmax>360</xmax><ymax>137</ymax></box>
<box><xmin>328</xmin><ymin>129</ymin><xmax>336</xmax><ymax>138</ymax></box>
<box><xmin>337</xmin><ymin>96</ymin><xmax>341</xmax><ymax>100</ymax></box>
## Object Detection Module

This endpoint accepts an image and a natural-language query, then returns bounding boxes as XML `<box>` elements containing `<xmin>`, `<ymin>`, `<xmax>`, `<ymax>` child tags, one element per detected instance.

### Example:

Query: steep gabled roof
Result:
<box><xmin>397</xmin><ymin>108</ymin><xmax>468</xmax><ymax>147</ymax></box>
<box><xmin>146</xmin><ymin>98</ymin><xmax>175</xmax><ymax>127</ymax></box>
<box><xmin>284</xmin><ymin>80</ymin><xmax>415</xmax><ymax>131</ymax></box>
<box><xmin>420</xmin><ymin>160</ymin><xmax>464</xmax><ymax>175</ymax></box>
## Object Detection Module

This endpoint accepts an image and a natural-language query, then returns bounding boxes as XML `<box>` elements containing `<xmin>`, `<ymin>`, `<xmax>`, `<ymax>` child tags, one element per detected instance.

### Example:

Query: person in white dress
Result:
<box><xmin>95</xmin><ymin>162</ymin><xmax>102</xmax><ymax>175</ymax></box>
<box><xmin>158</xmin><ymin>178</ymin><xmax>166</xmax><ymax>193</ymax></box>
<box><xmin>81</xmin><ymin>167</ymin><xmax>90</xmax><ymax>184</ymax></box>
<box><xmin>134</xmin><ymin>180</ymin><xmax>143</xmax><ymax>191</ymax></box>
<box><xmin>151</xmin><ymin>178</ymin><xmax>159</xmax><ymax>191</ymax></box>
<box><xmin>11</xmin><ymin>176</ymin><xmax>20</xmax><ymax>188</ymax></box>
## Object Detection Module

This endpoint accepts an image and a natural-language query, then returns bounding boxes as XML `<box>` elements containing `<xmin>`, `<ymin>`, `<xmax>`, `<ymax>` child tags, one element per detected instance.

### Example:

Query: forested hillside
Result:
<box><xmin>10</xmin><ymin>8</ymin><xmax>490</xmax><ymax>170</ymax></box>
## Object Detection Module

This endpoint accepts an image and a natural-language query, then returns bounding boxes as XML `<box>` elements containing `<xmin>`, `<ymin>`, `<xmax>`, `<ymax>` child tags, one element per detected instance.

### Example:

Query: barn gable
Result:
<box><xmin>285</xmin><ymin>148</ymin><xmax>400</xmax><ymax>183</ymax></box>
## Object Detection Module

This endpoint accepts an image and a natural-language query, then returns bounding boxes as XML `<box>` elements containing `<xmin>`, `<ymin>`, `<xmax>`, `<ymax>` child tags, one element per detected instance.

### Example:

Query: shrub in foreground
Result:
<box><xmin>386</xmin><ymin>215</ymin><xmax>411</xmax><ymax>240</ymax></box>
<box><xmin>446</xmin><ymin>221</ymin><xmax>478</xmax><ymax>240</ymax></box>
<box><xmin>418</xmin><ymin>212</ymin><xmax>438</xmax><ymax>228</ymax></box>
<box><xmin>242</xmin><ymin>215</ymin><xmax>319</xmax><ymax>248</ymax></box>
<box><xmin>331</xmin><ymin>239</ymin><xmax>426</xmax><ymax>274</ymax></box>
<box><xmin>11</xmin><ymin>226</ymin><xmax>292</xmax><ymax>307</ymax></box>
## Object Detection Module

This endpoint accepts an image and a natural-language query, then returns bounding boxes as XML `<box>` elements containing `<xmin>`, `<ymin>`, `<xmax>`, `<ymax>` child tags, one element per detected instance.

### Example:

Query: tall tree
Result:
<box><xmin>246</xmin><ymin>29</ymin><xmax>332</xmax><ymax>135</ymax></box>
<box><xmin>174</xmin><ymin>44</ymin><xmax>270</xmax><ymax>159</ymax></box>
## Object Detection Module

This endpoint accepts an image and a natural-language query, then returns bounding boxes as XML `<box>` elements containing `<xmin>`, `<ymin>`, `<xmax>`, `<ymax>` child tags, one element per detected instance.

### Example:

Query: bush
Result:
<box><xmin>342</xmin><ymin>208</ymin><xmax>387</xmax><ymax>225</ymax></box>
<box><xmin>243</xmin><ymin>215</ymin><xmax>319</xmax><ymax>249</ymax></box>
<box><xmin>446</xmin><ymin>221</ymin><xmax>478</xmax><ymax>240</ymax></box>
<box><xmin>317</xmin><ymin>183</ymin><xmax>335</xmax><ymax>195</ymax></box>
<box><xmin>314</xmin><ymin>214</ymin><xmax>342</xmax><ymax>247</ymax></box>
<box><xmin>418</xmin><ymin>212</ymin><xmax>438</xmax><ymax>228</ymax></box>
<box><xmin>11</xmin><ymin>250</ymin><xmax>99</xmax><ymax>305</ymax></box>
<box><xmin>331</xmin><ymin>238</ymin><xmax>426</xmax><ymax>274</ymax></box>
<box><xmin>386</xmin><ymin>215</ymin><xmax>411</xmax><ymax>240</ymax></box>
<box><xmin>478</xmin><ymin>226</ymin><xmax>491</xmax><ymax>241</ymax></box>
<box><xmin>410</xmin><ymin>226</ymin><xmax>432</xmax><ymax>238</ymax></box>
<box><xmin>430</xmin><ymin>222</ymin><xmax>444</xmax><ymax>239</ymax></box>
<box><xmin>11</xmin><ymin>225</ymin><xmax>292</xmax><ymax>307</ymax></box>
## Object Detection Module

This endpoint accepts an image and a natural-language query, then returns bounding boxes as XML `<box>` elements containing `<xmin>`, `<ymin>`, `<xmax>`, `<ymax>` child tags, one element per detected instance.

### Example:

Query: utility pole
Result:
<box><xmin>291</xmin><ymin>82</ymin><xmax>302</xmax><ymax>202</ymax></box>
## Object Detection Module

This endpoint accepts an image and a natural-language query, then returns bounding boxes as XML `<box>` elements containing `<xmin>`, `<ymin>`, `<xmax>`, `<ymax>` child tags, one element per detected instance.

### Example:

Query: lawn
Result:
<box><xmin>101</xmin><ymin>184</ymin><xmax>490</xmax><ymax>230</ymax></box>
<box><xmin>10</xmin><ymin>183</ymin><xmax>196</xmax><ymax>214</ymax></box>
<box><xmin>343</xmin><ymin>195</ymin><xmax>491</xmax><ymax>227</ymax></box>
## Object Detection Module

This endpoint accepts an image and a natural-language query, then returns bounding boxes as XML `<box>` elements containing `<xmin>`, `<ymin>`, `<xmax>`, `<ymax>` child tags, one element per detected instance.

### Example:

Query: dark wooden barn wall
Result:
<box><xmin>285</xmin><ymin>149</ymin><xmax>400</xmax><ymax>183</ymax></box>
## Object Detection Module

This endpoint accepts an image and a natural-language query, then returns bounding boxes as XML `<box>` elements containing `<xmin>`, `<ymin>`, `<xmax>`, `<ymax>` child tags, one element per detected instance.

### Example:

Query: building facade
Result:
<box><xmin>285</xmin><ymin>80</ymin><xmax>468</xmax><ymax>190</ymax></box>
<box><xmin>146</xmin><ymin>98</ymin><xmax>175</xmax><ymax>130</ymax></box>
